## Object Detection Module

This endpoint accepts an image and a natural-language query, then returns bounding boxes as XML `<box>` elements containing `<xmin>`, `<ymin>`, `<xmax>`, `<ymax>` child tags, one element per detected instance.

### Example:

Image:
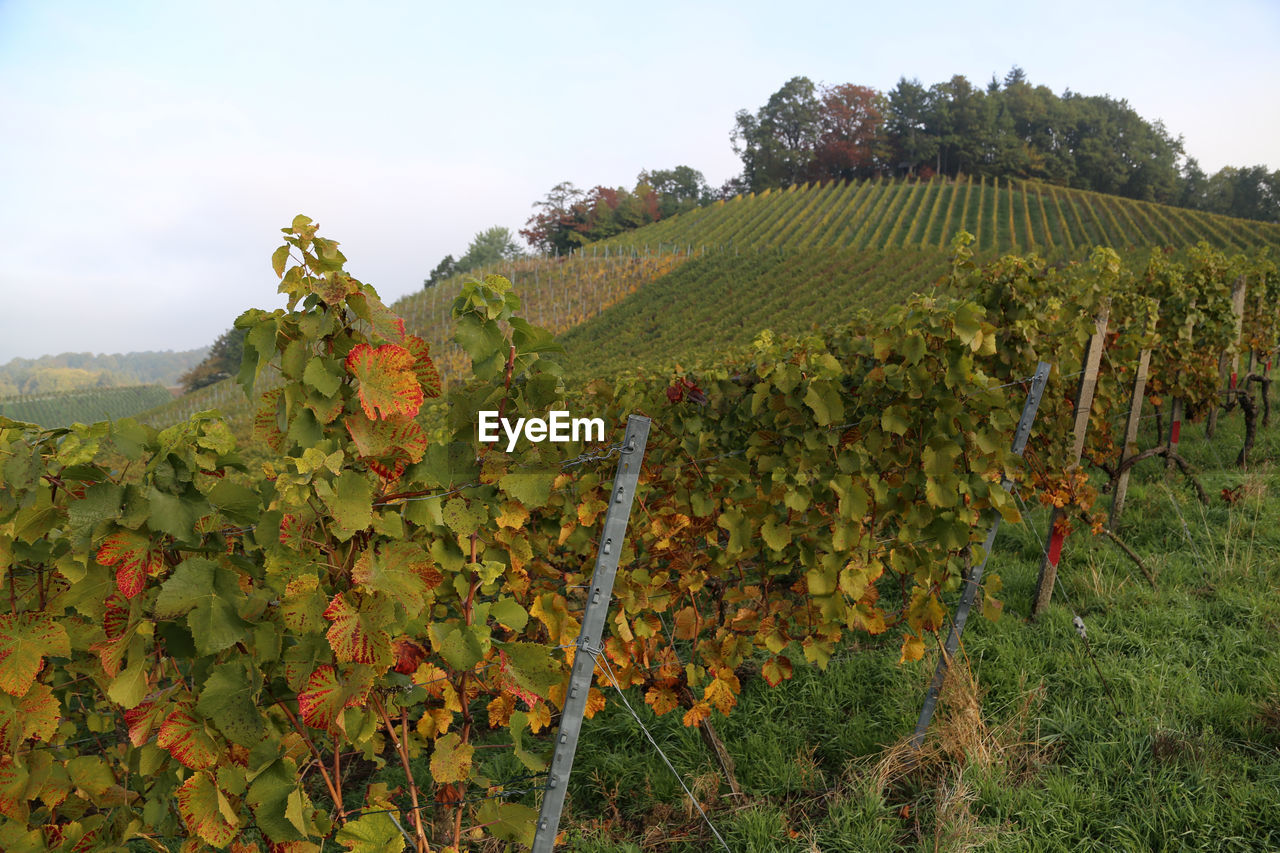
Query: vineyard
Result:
<box><xmin>556</xmin><ymin>247</ymin><xmax>952</xmax><ymax>377</ymax></box>
<box><xmin>593</xmin><ymin>176</ymin><xmax>1280</xmax><ymax>255</ymax></box>
<box><xmin>3</xmin><ymin>216</ymin><xmax>1279</xmax><ymax>851</ymax></box>
<box><xmin>0</xmin><ymin>384</ymin><xmax>175</xmax><ymax>428</ymax></box>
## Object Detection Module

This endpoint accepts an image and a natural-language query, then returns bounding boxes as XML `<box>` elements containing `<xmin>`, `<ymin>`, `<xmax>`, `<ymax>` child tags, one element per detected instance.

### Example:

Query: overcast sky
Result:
<box><xmin>1</xmin><ymin>0</ymin><xmax>1277</xmax><ymax>363</ymax></box>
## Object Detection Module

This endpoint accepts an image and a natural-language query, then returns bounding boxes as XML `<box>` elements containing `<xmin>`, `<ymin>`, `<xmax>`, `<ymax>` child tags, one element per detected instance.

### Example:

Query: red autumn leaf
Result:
<box><xmin>176</xmin><ymin>771</ymin><xmax>239</xmax><ymax>847</ymax></box>
<box><xmin>157</xmin><ymin>706</ymin><xmax>219</xmax><ymax>770</ymax></box>
<box><xmin>392</xmin><ymin>638</ymin><xmax>426</xmax><ymax>675</ymax></box>
<box><xmin>96</xmin><ymin>530</ymin><xmax>163</xmax><ymax>599</ymax></box>
<box><xmin>344</xmin><ymin>343</ymin><xmax>423</xmax><ymax>420</ymax></box>
<box><xmin>89</xmin><ymin>592</ymin><xmax>132</xmax><ymax>677</ymax></box>
<box><xmin>124</xmin><ymin>691</ymin><xmax>174</xmax><ymax>747</ymax></box>
<box><xmin>761</xmin><ymin>655</ymin><xmax>794</xmax><ymax>688</ymax></box>
<box><xmin>344</xmin><ymin>413</ymin><xmax>428</xmax><ymax>481</ymax></box>
<box><xmin>297</xmin><ymin>665</ymin><xmax>370</xmax><ymax>732</ymax></box>
<box><xmin>323</xmin><ymin>593</ymin><xmax>392</xmax><ymax>667</ymax></box>
<box><xmin>402</xmin><ymin>334</ymin><xmax>443</xmax><ymax>398</ymax></box>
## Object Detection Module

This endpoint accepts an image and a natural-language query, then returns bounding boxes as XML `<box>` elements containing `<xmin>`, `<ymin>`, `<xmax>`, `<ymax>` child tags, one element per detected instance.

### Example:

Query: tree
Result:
<box><xmin>521</xmin><ymin>182</ymin><xmax>585</xmax><ymax>255</ymax></box>
<box><xmin>179</xmin><ymin>326</ymin><xmax>246</xmax><ymax>393</ymax></box>
<box><xmin>639</xmin><ymin>166</ymin><xmax>712</xmax><ymax>217</ymax></box>
<box><xmin>423</xmin><ymin>254</ymin><xmax>456</xmax><ymax>289</ymax></box>
<box><xmin>732</xmin><ymin>76</ymin><xmax>822</xmax><ymax>191</ymax></box>
<box><xmin>885</xmin><ymin>77</ymin><xmax>938</xmax><ymax>176</ymax></box>
<box><xmin>812</xmin><ymin>84</ymin><xmax>886</xmax><ymax>181</ymax></box>
<box><xmin>456</xmin><ymin>226</ymin><xmax>524</xmax><ymax>273</ymax></box>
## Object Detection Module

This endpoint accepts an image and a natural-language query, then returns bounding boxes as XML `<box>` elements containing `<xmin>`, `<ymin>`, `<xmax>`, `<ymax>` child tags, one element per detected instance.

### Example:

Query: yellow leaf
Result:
<box><xmin>644</xmin><ymin>686</ymin><xmax>680</xmax><ymax>715</ymax></box>
<box><xmin>898</xmin><ymin>634</ymin><xmax>925</xmax><ymax>664</ymax></box>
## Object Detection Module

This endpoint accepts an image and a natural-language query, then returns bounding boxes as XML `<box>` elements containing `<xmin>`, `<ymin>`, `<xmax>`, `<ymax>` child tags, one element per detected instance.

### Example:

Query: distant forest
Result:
<box><xmin>0</xmin><ymin>348</ymin><xmax>208</xmax><ymax>397</ymax></box>
<box><xmin>511</xmin><ymin>68</ymin><xmax>1277</xmax><ymax>256</ymax></box>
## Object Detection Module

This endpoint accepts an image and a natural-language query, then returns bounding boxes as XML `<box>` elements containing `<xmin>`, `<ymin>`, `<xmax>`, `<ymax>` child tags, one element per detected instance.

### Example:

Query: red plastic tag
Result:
<box><xmin>1170</xmin><ymin>420</ymin><xmax>1181</xmax><ymax>443</ymax></box>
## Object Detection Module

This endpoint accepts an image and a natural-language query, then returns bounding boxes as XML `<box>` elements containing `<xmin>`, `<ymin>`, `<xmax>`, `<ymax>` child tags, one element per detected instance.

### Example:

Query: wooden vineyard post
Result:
<box><xmin>1032</xmin><ymin>307</ymin><xmax>1109</xmax><ymax>618</ymax></box>
<box><xmin>1109</xmin><ymin>347</ymin><xmax>1152</xmax><ymax>530</ymax></box>
<box><xmin>911</xmin><ymin>361</ymin><xmax>1051</xmax><ymax>749</ymax></box>
<box><xmin>532</xmin><ymin>416</ymin><xmax>650</xmax><ymax>853</ymax></box>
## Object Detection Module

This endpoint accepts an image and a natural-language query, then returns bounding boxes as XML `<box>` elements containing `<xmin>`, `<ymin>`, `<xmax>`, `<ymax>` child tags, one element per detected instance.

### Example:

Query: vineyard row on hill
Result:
<box><xmin>594</xmin><ymin>176</ymin><xmax>1280</xmax><ymax>255</ymax></box>
<box><xmin>0</xmin><ymin>383</ymin><xmax>175</xmax><ymax>429</ymax></box>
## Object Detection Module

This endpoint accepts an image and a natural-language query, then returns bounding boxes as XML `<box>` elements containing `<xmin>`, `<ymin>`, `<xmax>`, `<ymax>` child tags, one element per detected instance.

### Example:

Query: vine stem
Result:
<box><xmin>274</xmin><ymin>699</ymin><xmax>346</xmax><ymax>825</ymax></box>
<box><xmin>373</xmin><ymin>695</ymin><xmax>431</xmax><ymax>851</ymax></box>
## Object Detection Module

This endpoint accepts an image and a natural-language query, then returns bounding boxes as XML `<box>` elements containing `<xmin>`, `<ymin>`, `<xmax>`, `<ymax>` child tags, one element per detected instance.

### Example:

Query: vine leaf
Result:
<box><xmin>176</xmin><ymin>771</ymin><xmax>239</xmax><ymax>847</ymax></box>
<box><xmin>157</xmin><ymin>706</ymin><xmax>219</xmax><ymax>770</ymax></box>
<box><xmin>402</xmin><ymin>334</ymin><xmax>442</xmax><ymax>398</ymax></box>
<box><xmin>334</xmin><ymin>810</ymin><xmax>405</xmax><ymax>853</ymax></box>
<box><xmin>344</xmin><ymin>343</ymin><xmax>422</xmax><ymax>420</ymax></box>
<box><xmin>95</xmin><ymin>530</ymin><xmax>162</xmax><ymax>599</ymax></box>
<box><xmin>324</xmin><ymin>593</ymin><xmax>394</xmax><ymax>668</ymax></box>
<box><xmin>0</xmin><ymin>613</ymin><xmax>70</xmax><ymax>696</ymax></box>
<box><xmin>154</xmin><ymin>558</ymin><xmax>249</xmax><ymax>656</ymax></box>
<box><xmin>429</xmin><ymin>731</ymin><xmax>474</xmax><ymax>784</ymax></box>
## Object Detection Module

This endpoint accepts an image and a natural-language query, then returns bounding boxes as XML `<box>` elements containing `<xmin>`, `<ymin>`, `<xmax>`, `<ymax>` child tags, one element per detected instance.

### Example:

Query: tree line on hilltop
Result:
<box><xmin>427</xmin><ymin>67</ymin><xmax>1278</xmax><ymax>278</ymax></box>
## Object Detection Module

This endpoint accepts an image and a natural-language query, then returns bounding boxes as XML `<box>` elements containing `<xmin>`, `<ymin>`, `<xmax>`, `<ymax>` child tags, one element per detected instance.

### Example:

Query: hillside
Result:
<box><xmin>0</xmin><ymin>383</ymin><xmax>175</xmax><ymax>428</ymax></box>
<box><xmin>557</xmin><ymin>246</ymin><xmax>951</xmax><ymax>377</ymax></box>
<box><xmin>0</xmin><ymin>347</ymin><xmax>208</xmax><ymax>396</ymax></box>
<box><xmin>595</xmin><ymin>176</ymin><xmax>1280</xmax><ymax>255</ymax></box>
<box><xmin>133</xmin><ymin>177</ymin><xmax>1280</xmax><ymax>427</ymax></box>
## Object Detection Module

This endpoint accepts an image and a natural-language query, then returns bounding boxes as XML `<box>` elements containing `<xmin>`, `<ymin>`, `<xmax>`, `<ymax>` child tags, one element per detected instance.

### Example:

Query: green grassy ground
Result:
<box><xmin>474</xmin><ymin>401</ymin><xmax>1280</xmax><ymax>852</ymax></box>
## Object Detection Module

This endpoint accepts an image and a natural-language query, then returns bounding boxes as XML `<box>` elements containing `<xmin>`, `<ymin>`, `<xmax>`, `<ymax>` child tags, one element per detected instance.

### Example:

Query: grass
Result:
<box><xmin>505</xmin><ymin>400</ymin><xmax>1280</xmax><ymax>852</ymax></box>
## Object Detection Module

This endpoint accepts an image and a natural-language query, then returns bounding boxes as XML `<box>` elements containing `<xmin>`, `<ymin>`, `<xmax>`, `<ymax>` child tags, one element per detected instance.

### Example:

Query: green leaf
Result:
<box><xmin>154</xmin><ymin>558</ymin><xmax>249</xmax><ymax>656</ymax></box>
<box><xmin>206</xmin><ymin>479</ymin><xmax>259</xmax><ymax>525</ymax></box>
<box><xmin>803</xmin><ymin>380</ymin><xmax>843</xmax><ymax>426</ymax></box>
<box><xmin>499</xmin><ymin>642</ymin><xmax>561</xmax><ymax>700</ymax></box>
<box><xmin>247</xmin><ymin>757</ymin><xmax>308</xmax><ymax>843</ymax></box>
<box><xmin>489</xmin><ymin>597</ymin><xmax>528</xmax><ymax>632</ymax></box>
<box><xmin>320</xmin><ymin>470</ymin><xmax>373</xmax><ymax>541</ymax></box>
<box><xmin>427</xmin><ymin>622</ymin><xmax>487</xmax><ymax>670</ymax></box>
<box><xmin>477</xmin><ymin>798</ymin><xmax>537</xmax><ymax>847</ymax></box>
<box><xmin>196</xmin><ymin>660</ymin><xmax>264</xmax><ymax>747</ymax></box>
<box><xmin>146</xmin><ymin>486</ymin><xmax>208</xmax><ymax>541</ymax></box>
<box><xmin>304</xmin><ymin>356</ymin><xmax>344</xmax><ymax>397</ymax></box>
<box><xmin>271</xmin><ymin>245</ymin><xmax>290</xmax><ymax>279</ymax></box>
<box><xmin>499</xmin><ymin>470</ymin><xmax>554</xmax><ymax>509</ymax></box>
<box><xmin>335</xmin><ymin>810</ymin><xmax>405</xmax><ymax>853</ymax></box>
<box><xmin>352</xmin><ymin>543</ymin><xmax>437</xmax><ymax>618</ymax></box>
<box><xmin>508</xmin><ymin>710</ymin><xmax>548</xmax><ymax>772</ymax></box>
<box><xmin>881</xmin><ymin>405</ymin><xmax>911</xmax><ymax>436</ymax></box>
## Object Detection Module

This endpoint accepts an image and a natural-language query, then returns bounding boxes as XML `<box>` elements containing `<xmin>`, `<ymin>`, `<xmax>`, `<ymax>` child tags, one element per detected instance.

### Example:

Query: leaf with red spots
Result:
<box><xmin>253</xmin><ymin>389</ymin><xmax>287</xmax><ymax>453</ymax></box>
<box><xmin>157</xmin><ymin>705</ymin><xmax>219</xmax><ymax>770</ymax></box>
<box><xmin>176</xmin><ymin>771</ymin><xmax>239</xmax><ymax>847</ymax></box>
<box><xmin>344</xmin><ymin>413</ymin><xmax>428</xmax><ymax>481</ymax></box>
<box><xmin>323</xmin><ymin>593</ymin><xmax>393</xmax><ymax>668</ymax></box>
<box><xmin>296</xmin><ymin>665</ymin><xmax>371</xmax><ymax>733</ymax></box>
<box><xmin>402</xmin><ymin>334</ymin><xmax>442</xmax><ymax>398</ymax></box>
<box><xmin>0</xmin><ymin>682</ymin><xmax>59</xmax><ymax>750</ymax></box>
<box><xmin>352</xmin><ymin>543</ymin><xmax>438</xmax><ymax>617</ymax></box>
<box><xmin>344</xmin><ymin>343</ymin><xmax>423</xmax><ymax>420</ymax></box>
<box><xmin>278</xmin><ymin>514</ymin><xmax>302</xmax><ymax>549</ymax></box>
<box><xmin>347</xmin><ymin>290</ymin><xmax>406</xmax><ymax>344</ymax></box>
<box><xmin>124</xmin><ymin>692</ymin><xmax>173</xmax><ymax>747</ymax></box>
<box><xmin>0</xmin><ymin>613</ymin><xmax>70</xmax><ymax>696</ymax></box>
<box><xmin>96</xmin><ymin>530</ymin><xmax>162</xmax><ymax>599</ymax></box>
<box><xmin>89</xmin><ymin>592</ymin><xmax>134</xmax><ymax>677</ymax></box>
